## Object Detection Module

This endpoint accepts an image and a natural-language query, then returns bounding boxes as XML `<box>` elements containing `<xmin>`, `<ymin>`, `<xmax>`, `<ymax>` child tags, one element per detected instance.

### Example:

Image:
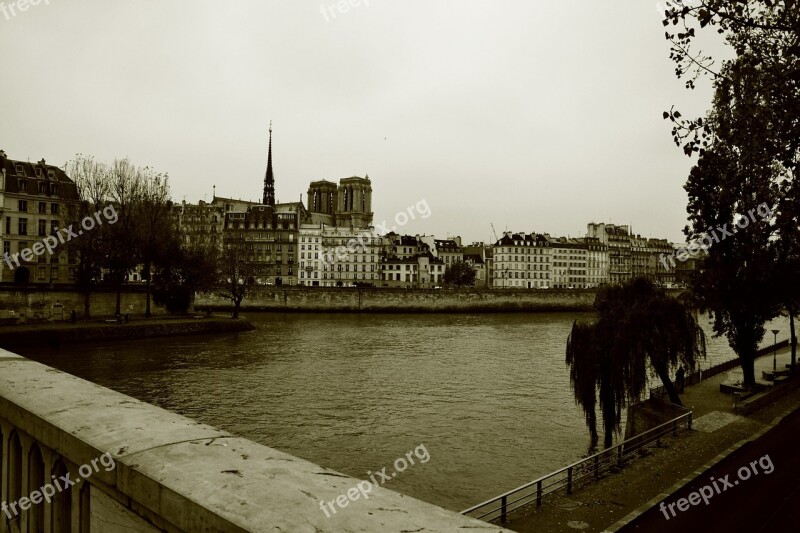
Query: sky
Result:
<box><xmin>0</xmin><ymin>0</ymin><xmax>729</xmax><ymax>244</ymax></box>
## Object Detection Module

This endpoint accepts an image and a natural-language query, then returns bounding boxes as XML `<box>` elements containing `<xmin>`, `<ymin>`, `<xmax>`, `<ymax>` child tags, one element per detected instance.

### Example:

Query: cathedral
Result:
<box><xmin>176</xmin><ymin>124</ymin><xmax>375</xmax><ymax>286</ymax></box>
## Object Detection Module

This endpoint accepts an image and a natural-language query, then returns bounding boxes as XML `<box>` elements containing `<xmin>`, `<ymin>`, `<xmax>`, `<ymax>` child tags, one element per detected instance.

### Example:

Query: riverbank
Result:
<box><xmin>196</xmin><ymin>287</ymin><xmax>602</xmax><ymax>313</ymax></box>
<box><xmin>0</xmin><ymin>316</ymin><xmax>256</xmax><ymax>349</ymax></box>
<box><xmin>503</xmin><ymin>344</ymin><xmax>800</xmax><ymax>532</ymax></box>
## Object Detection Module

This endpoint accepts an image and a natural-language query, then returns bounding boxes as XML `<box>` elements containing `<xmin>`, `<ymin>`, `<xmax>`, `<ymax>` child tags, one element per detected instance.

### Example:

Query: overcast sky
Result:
<box><xmin>1</xmin><ymin>1</ymin><xmax>728</xmax><ymax>244</ymax></box>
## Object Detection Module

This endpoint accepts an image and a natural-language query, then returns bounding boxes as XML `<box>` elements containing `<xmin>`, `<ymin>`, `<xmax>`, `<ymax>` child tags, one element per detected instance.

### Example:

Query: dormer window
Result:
<box><xmin>48</xmin><ymin>170</ymin><xmax>55</xmax><ymax>179</ymax></box>
<box><xmin>15</xmin><ymin>164</ymin><xmax>24</xmax><ymax>175</ymax></box>
<box><xmin>35</xmin><ymin>167</ymin><xmax>43</xmax><ymax>177</ymax></box>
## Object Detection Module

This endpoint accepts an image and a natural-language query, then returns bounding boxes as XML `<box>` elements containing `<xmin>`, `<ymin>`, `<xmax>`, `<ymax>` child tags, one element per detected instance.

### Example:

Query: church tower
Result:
<box><xmin>262</xmin><ymin>123</ymin><xmax>276</xmax><ymax>206</ymax></box>
<box><xmin>335</xmin><ymin>176</ymin><xmax>373</xmax><ymax>229</ymax></box>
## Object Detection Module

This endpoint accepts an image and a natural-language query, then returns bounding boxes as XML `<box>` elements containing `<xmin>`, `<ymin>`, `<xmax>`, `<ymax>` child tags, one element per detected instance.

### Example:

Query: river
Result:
<box><xmin>17</xmin><ymin>312</ymin><xmax>790</xmax><ymax>511</ymax></box>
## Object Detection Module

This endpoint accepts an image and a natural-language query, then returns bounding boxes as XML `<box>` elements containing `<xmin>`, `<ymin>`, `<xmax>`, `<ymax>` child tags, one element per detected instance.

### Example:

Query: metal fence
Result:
<box><xmin>649</xmin><ymin>339</ymin><xmax>790</xmax><ymax>399</ymax></box>
<box><xmin>461</xmin><ymin>411</ymin><xmax>693</xmax><ymax>523</ymax></box>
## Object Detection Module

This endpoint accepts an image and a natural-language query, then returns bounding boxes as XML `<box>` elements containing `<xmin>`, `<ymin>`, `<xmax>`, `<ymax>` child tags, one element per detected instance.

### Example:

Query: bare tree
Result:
<box><xmin>106</xmin><ymin>158</ymin><xmax>145</xmax><ymax>316</ymax></box>
<box><xmin>137</xmin><ymin>169</ymin><xmax>172</xmax><ymax>317</ymax></box>
<box><xmin>218</xmin><ymin>241</ymin><xmax>257</xmax><ymax>319</ymax></box>
<box><xmin>65</xmin><ymin>155</ymin><xmax>111</xmax><ymax>318</ymax></box>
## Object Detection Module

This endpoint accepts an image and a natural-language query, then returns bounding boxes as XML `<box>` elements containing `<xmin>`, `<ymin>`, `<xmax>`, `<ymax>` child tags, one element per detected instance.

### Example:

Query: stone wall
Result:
<box><xmin>0</xmin><ymin>318</ymin><xmax>255</xmax><ymax>350</ymax></box>
<box><xmin>0</xmin><ymin>349</ymin><xmax>508</xmax><ymax>532</ymax></box>
<box><xmin>0</xmin><ymin>287</ymin><xmax>166</xmax><ymax>320</ymax></box>
<box><xmin>197</xmin><ymin>287</ymin><xmax>598</xmax><ymax>313</ymax></box>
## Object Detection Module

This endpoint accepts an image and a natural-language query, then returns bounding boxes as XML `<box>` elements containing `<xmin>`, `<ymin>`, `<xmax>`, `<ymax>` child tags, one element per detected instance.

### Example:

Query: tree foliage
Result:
<box><xmin>566</xmin><ymin>279</ymin><xmax>705</xmax><ymax>448</ymax></box>
<box><xmin>662</xmin><ymin>0</ymin><xmax>799</xmax><ymax>383</ymax></box>
<box><xmin>65</xmin><ymin>155</ymin><xmax>111</xmax><ymax>318</ymax></box>
<box><xmin>64</xmin><ymin>155</ymin><xmax>177</xmax><ymax>317</ymax></box>
<box><xmin>444</xmin><ymin>260</ymin><xmax>477</xmax><ymax>288</ymax></box>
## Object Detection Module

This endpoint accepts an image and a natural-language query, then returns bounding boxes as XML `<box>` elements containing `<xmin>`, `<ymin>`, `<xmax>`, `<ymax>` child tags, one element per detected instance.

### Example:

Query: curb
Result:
<box><xmin>599</xmin><ymin>401</ymin><xmax>800</xmax><ymax>532</ymax></box>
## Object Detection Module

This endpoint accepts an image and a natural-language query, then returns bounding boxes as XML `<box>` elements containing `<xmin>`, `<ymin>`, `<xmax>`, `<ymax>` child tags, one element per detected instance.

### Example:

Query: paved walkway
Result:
<box><xmin>503</xmin><ymin>345</ymin><xmax>799</xmax><ymax>533</ymax></box>
<box><xmin>620</xmin><ymin>404</ymin><xmax>800</xmax><ymax>531</ymax></box>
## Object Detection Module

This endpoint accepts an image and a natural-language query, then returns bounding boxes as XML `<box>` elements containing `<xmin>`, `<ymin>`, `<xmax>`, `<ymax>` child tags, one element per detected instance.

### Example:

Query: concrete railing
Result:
<box><xmin>0</xmin><ymin>349</ymin><xmax>507</xmax><ymax>532</ymax></box>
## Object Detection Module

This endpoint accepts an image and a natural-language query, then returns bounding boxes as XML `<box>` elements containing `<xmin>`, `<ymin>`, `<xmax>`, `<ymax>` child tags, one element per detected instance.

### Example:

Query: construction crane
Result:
<box><xmin>491</xmin><ymin>223</ymin><xmax>499</xmax><ymax>244</ymax></box>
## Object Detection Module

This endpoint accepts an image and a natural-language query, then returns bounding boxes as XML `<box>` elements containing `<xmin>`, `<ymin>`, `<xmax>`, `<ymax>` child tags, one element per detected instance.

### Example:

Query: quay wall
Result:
<box><xmin>0</xmin><ymin>318</ymin><xmax>255</xmax><ymax>350</ymax></box>
<box><xmin>0</xmin><ymin>349</ymin><xmax>506</xmax><ymax>532</ymax></box>
<box><xmin>196</xmin><ymin>287</ymin><xmax>600</xmax><ymax>313</ymax></box>
<box><xmin>0</xmin><ymin>286</ymin><xmax>166</xmax><ymax>321</ymax></box>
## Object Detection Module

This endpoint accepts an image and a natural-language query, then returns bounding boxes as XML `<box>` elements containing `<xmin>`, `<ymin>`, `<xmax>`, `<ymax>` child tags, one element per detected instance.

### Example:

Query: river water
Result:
<box><xmin>17</xmin><ymin>312</ymin><xmax>790</xmax><ymax>511</ymax></box>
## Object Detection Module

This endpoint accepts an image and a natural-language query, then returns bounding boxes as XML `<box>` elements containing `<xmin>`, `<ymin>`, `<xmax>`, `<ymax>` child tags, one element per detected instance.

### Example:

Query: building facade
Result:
<box><xmin>583</xmin><ymin>237</ymin><xmax>609</xmax><ymax>288</ymax></box>
<box><xmin>0</xmin><ymin>152</ymin><xmax>79</xmax><ymax>285</ymax></box>
<box><xmin>586</xmin><ymin>223</ymin><xmax>632</xmax><ymax>285</ymax></box>
<box><xmin>298</xmin><ymin>225</ymin><xmax>383</xmax><ymax>287</ymax></box>
<box><xmin>492</xmin><ymin>232</ymin><xmax>552</xmax><ymax>289</ymax></box>
<box><xmin>550</xmin><ymin>237</ymin><xmax>589</xmax><ymax>289</ymax></box>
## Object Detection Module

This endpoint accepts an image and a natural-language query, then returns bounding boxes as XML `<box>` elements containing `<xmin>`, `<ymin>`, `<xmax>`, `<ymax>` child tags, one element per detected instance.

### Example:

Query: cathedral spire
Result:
<box><xmin>263</xmin><ymin>121</ymin><xmax>276</xmax><ymax>206</ymax></box>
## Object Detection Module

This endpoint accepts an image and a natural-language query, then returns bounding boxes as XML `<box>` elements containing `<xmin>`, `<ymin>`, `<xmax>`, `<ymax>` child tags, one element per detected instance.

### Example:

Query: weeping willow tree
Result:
<box><xmin>566</xmin><ymin>322</ymin><xmax>599</xmax><ymax>448</ymax></box>
<box><xmin>566</xmin><ymin>279</ymin><xmax>706</xmax><ymax>448</ymax></box>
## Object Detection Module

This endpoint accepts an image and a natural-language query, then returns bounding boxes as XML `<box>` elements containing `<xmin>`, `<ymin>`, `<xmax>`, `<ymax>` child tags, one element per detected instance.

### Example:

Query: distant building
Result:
<box><xmin>307</xmin><ymin>176</ymin><xmax>373</xmax><ymax>229</ymax></box>
<box><xmin>648</xmin><ymin>238</ymin><xmax>676</xmax><ymax>286</ymax></box>
<box><xmin>672</xmin><ymin>243</ymin><xmax>700</xmax><ymax>287</ymax></box>
<box><xmin>582</xmin><ymin>237</ymin><xmax>609</xmax><ymax>288</ymax></box>
<box><xmin>298</xmin><ymin>224</ymin><xmax>383</xmax><ymax>287</ymax></box>
<box><xmin>434</xmin><ymin>238</ymin><xmax>464</xmax><ymax>270</ymax></box>
<box><xmin>385</xmin><ymin>233</ymin><xmax>431</xmax><ymax>259</ymax></box>
<box><xmin>0</xmin><ymin>151</ymin><xmax>79</xmax><ymax>284</ymax></box>
<box><xmin>380</xmin><ymin>252</ymin><xmax>444</xmax><ymax>288</ymax></box>
<box><xmin>492</xmin><ymin>232</ymin><xmax>552</xmax><ymax>289</ymax></box>
<box><xmin>176</xmin><ymin>199</ymin><xmax>225</xmax><ymax>251</ymax></box>
<box><xmin>462</xmin><ymin>243</ymin><xmax>490</xmax><ymax>288</ymax></box>
<box><xmin>177</xmin><ymin>126</ymin><xmax>376</xmax><ymax>287</ymax></box>
<box><xmin>550</xmin><ymin>237</ymin><xmax>588</xmax><ymax>289</ymax></box>
<box><xmin>586</xmin><ymin>223</ymin><xmax>632</xmax><ymax>285</ymax></box>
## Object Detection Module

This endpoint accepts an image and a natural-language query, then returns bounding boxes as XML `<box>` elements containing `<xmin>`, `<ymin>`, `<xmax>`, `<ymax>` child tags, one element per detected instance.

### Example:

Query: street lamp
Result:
<box><xmin>772</xmin><ymin>329</ymin><xmax>780</xmax><ymax>372</ymax></box>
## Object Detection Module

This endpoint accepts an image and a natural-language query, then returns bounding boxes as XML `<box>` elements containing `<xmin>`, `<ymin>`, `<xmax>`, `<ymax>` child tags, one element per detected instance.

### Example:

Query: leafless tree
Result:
<box><xmin>64</xmin><ymin>154</ymin><xmax>111</xmax><ymax>318</ymax></box>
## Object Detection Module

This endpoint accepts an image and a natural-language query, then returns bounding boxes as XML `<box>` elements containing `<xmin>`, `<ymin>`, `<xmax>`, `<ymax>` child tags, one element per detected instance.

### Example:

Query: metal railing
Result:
<box><xmin>649</xmin><ymin>339</ymin><xmax>790</xmax><ymax>399</ymax></box>
<box><xmin>461</xmin><ymin>411</ymin><xmax>693</xmax><ymax>523</ymax></box>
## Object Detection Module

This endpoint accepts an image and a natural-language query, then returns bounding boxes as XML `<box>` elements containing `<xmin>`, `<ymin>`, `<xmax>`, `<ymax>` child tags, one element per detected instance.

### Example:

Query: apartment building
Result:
<box><xmin>492</xmin><ymin>232</ymin><xmax>552</xmax><ymax>288</ymax></box>
<box><xmin>298</xmin><ymin>224</ymin><xmax>383</xmax><ymax>287</ymax></box>
<box><xmin>0</xmin><ymin>151</ymin><xmax>79</xmax><ymax>284</ymax></box>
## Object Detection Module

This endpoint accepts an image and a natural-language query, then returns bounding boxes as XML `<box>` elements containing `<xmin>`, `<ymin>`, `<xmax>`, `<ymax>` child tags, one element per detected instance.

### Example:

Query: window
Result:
<box><xmin>18</xmin><ymin>200</ymin><xmax>27</xmax><ymax>212</ymax></box>
<box><xmin>51</xmin><ymin>203</ymin><xmax>59</xmax><ymax>215</ymax></box>
<box><xmin>38</xmin><ymin>202</ymin><xmax>46</xmax><ymax>214</ymax></box>
<box><xmin>38</xmin><ymin>220</ymin><xmax>47</xmax><ymax>237</ymax></box>
<box><xmin>3</xmin><ymin>242</ymin><xmax>9</xmax><ymax>255</ymax></box>
<box><xmin>5</xmin><ymin>217</ymin><xmax>10</xmax><ymax>234</ymax></box>
<box><xmin>18</xmin><ymin>218</ymin><xmax>27</xmax><ymax>236</ymax></box>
